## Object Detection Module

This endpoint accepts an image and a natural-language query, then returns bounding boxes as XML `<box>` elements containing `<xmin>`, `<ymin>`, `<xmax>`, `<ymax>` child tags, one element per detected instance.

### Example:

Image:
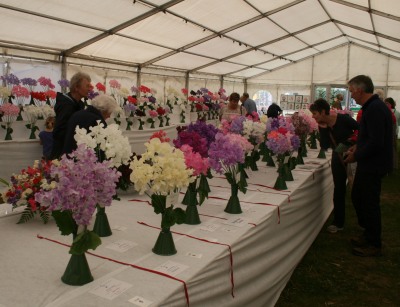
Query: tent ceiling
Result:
<box><xmin>0</xmin><ymin>0</ymin><xmax>399</xmax><ymax>80</ymax></box>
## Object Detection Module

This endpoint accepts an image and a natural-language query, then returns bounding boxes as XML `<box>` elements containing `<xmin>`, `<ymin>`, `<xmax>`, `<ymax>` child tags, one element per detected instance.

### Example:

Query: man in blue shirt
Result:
<box><xmin>345</xmin><ymin>75</ymin><xmax>393</xmax><ymax>257</ymax></box>
<box><xmin>240</xmin><ymin>93</ymin><xmax>257</xmax><ymax>115</ymax></box>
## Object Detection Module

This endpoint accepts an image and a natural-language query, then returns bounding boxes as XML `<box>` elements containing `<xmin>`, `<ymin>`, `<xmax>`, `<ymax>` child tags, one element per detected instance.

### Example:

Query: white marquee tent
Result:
<box><xmin>1</xmin><ymin>0</ymin><xmax>400</xmax><ymax>104</ymax></box>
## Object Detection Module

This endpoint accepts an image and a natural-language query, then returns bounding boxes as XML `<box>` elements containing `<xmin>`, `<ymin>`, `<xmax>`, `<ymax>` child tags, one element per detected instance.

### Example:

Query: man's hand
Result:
<box><xmin>344</xmin><ymin>145</ymin><xmax>357</xmax><ymax>163</ymax></box>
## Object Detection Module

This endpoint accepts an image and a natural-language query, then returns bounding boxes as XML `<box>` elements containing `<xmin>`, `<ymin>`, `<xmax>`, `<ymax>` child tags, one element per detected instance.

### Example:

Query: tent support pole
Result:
<box><xmin>137</xmin><ymin>67</ymin><xmax>141</xmax><ymax>88</ymax></box>
<box><xmin>61</xmin><ymin>55</ymin><xmax>67</xmax><ymax>80</ymax></box>
<box><xmin>220</xmin><ymin>76</ymin><xmax>224</xmax><ymax>91</ymax></box>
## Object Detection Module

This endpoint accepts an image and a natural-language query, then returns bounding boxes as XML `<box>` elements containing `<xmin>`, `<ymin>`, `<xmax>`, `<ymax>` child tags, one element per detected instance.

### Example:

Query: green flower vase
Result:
<box><xmin>274</xmin><ymin>162</ymin><xmax>288</xmax><ymax>190</ymax></box>
<box><xmin>4</xmin><ymin>127</ymin><xmax>13</xmax><ymax>140</ymax></box>
<box><xmin>301</xmin><ymin>138</ymin><xmax>308</xmax><ymax>157</ymax></box>
<box><xmin>317</xmin><ymin>148</ymin><xmax>326</xmax><ymax>159</ymax></box>
<box><xmin>296</xmin><ymin>147</ymin><xmax>305</xmax><ymax>165</ymax></box>
<box><xmin>93</xmin><ymin>206</ymin><xmax>112</xmax><ymax>237</ymax></box>
<box><xmin>29</xmin><ymin>127</ymin><xmax>36</xmax><ymax>139</ymax></box>
<box><xmin>61</xmin><ymin>231</ymin><xmax>94</xmax><ymax>285</ymax></box>
<box><xmin>224</xmin><ymin>183</ymin><xmax>242</xmax><ymax>214</ymax></box>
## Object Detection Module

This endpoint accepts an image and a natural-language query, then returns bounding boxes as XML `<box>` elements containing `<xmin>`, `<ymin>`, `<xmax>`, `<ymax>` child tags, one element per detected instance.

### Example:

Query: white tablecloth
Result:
<box><xmin>0</xmin><ymin>149</ymin><xmax>333</xmax><ymax>307</ymax></box>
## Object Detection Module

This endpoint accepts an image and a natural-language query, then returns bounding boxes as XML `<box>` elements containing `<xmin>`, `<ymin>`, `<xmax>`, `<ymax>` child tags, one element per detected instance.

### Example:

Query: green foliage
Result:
<box><xmin>16</xmin><ymin>207</ymin><xmax>35</xmax><ymax>224</ymax></box>
<box><xmin>151</xmin><ymin>194</ymin><xmax>166</xmax><ymax>214</ymax></box>
<box><xmin>0</xmin><ymin>177</ymin><xmax>9</xmax><ymax>186</ymax></box>
<box><xmin>39</xmin><ymin>210</ymin><xmax>50</xmax><ymax>224</ymax></box>
<box><xmin>70</xmin><ymin>229</ymin><xmax>101</xmax><ymax>255</ymax></box>
<box><xmin>52</xmin><ymin>210</ymin><xmax>77</xmax><ymax>236</ymax></box>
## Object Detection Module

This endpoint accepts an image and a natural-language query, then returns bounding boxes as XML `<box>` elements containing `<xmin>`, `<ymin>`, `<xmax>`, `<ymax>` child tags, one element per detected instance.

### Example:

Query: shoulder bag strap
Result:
<box><xmin>328</xmin><ymin>128</ymin><xmax>347</xmax><ymax>170</ymax></box>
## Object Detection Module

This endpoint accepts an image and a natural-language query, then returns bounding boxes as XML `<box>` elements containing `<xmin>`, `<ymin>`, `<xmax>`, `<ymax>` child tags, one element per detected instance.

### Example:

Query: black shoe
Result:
<box><xmin>352</xmin><ymin>245</ymin><xmax>382</xmax><ymax>257</ymax></box>
<box><xmin>350</xmin><ymin>235</ymin><xmax>368</xmax><ymax>247</ymax></box>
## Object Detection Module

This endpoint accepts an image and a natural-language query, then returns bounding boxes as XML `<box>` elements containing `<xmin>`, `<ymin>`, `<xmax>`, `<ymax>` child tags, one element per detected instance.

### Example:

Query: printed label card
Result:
<box><xmin>106</xmin><ymin>239</ymin><xmax>138</xmax><ymax>253</ymax></box>
<box><xmin>90</xmin><ymin>278</ymin><xmax>132</xmax><ymax>300</ymax></box>
<box><xmin>154</xmin><ymin>261</ymin><xmax>189</xmax><ymax>277</ymax></box>
<box><xmin>129</xmin><ymin>296</ymin><xmax>153</xmax><ymax>307</ymax></box>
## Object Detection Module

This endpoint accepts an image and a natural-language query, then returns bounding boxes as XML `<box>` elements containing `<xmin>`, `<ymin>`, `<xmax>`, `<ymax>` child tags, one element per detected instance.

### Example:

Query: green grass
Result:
<box><xmin>276</xmin><ymin>141</ymin><xmax>400</xmax><ymax>307</ymax></box>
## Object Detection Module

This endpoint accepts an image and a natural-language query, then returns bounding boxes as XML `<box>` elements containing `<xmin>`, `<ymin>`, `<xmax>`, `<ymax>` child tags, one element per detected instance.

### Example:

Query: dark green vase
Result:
<box><xmin>93</xmin><ymin>206</ymin><xmax>112</xmax><ymax>237</ymax></box>
<box><xmin>224</xmin><ymin>183</ymin><xmax>242</xmax><ymax>214</ymax></box>
<box><xmin>152</xmin><ymin>227</ymin><xmax>177</xmax><ymax>256</ymax></box>
<box><xmin>61</xmin><ymin>253</ymin><xmax>94</xmax><ymax>285</ymax></box>
<box><xmin>181</xmin><ymin>181</ymin><xmax>198</xmax><ymax>206</ymax></box>
<box><xmin>317</xmin><ymin>148</ymin><xmax>326</xmax><ymax>159</ymax></box>
<box><xmin>296</xmin><ymin>147</ymin><xmax>305</xmax><ymax>165</ymax></box>
<box><xmin>185</xmin><ymin>202</ymin><xmax>201</xmax><ymax>225</ymax></box>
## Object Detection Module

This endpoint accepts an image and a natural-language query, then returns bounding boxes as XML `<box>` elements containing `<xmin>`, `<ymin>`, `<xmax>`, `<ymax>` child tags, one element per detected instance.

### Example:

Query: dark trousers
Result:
<box><xmin>331</xmin><ymin>155</ymin><xmax>347</xmax><ymax>227</ymax></box>
<box><xmin>351</xmin><ymin>169</ymin><xmax>383</xmax><ymax>247</ymax></box>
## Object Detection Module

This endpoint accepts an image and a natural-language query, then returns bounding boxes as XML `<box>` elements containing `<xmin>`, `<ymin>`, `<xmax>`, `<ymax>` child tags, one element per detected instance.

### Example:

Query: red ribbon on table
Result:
<box><xmin>36</xmin><ymin>234</ymin><xmax>190</xmax><ymax>307</ymax></box>
<box><xmin>137</xmin><ymin>221</ymin><xmax>235</xmax><ymax>298</ymax></box>
<box><xmin>207</xmin><ymin>196</ymin><xmax>280</xmax><ymax>224</ymax></box>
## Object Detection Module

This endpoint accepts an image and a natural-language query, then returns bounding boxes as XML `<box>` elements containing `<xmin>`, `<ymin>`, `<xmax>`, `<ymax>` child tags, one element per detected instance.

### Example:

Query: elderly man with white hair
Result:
<box><xmin>62</xmin><ymin>94</ymin><xmax>118</xmax><ymax>155</ymax></box>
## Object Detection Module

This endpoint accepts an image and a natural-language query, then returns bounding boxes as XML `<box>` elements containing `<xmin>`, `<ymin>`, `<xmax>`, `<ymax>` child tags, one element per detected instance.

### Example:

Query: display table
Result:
<box><xmin>0</xmin><ymin>149</ymin><xmax>333</xmax><ymax>307</ymax></box>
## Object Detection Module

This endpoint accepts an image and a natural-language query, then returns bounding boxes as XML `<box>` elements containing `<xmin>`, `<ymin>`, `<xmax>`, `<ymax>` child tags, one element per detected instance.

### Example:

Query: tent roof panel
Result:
<box><xmin>77</xmin><ymin>36</ymin><xmax>170</xmax><ymax>63</ymax></box>
<box><xmin>118</xmin><ymin>12</ymin><xmax>209</xmax><ymax>49</ymax></box>
<box><xmin>186</xmin><ymin>37</ymin><xmax>250</xmax><ymax>59</ymax></box>
<box><xmin>256</xmin><ymin>59</ymin><xmax>291</xmax><ymax>70</ymax></box>
<box><xmin>231</xmin><ymin>67</ymin><xmax>267</xmax><ymax>78</ymax></box>
<box><xmin>343</xmin><ymin>0</ymin><xmax>368</xmax><ymax>7</ymax></box>
<box><xmin>229</xmin><ymin>51</ymin><xmax>275</xmax><ymax>66</ymax></box>
<box><xmin>373</xmin><ymin>15</ymin><xmax>400</xmax><ymax>40</ymax></box>
<box><xmin>285</xmin><ymin>48</ymin><xmax>320</xmax><ymax>61</ymax></box>
<box><xmin>153</xmin><ymin>52</ymin><xmax>214</xmax><ymax>70</ymax></box>
<box><xmin>0</xmin><ymin>8</ymin><xmax>101</xmax><ymax>50</ymax></box>
<box><xmin>168</xmin><ymin>0</ymin><xmax>259</xmax><ymax>32</ymax></box>
<box><xmin>269</xmin><ymin>0</ymin><xmax>329</xmax><ymax>33</ymax></box>
<box><xmin>246</xmin><ymin>0</ymin><xmax>301</xmax><ymax>13</ymax></box>
<box><xmin>314</xmin><ymin>37</ymin><xmax>349</xmax><ymax>51</ymax></box>
<box><xmin>372</xmin><ymin>0</ymin><xmax>400</xmax><ymax>16</ymax></box>
<box><xmin>226</xmin><ymin>18</ymin><xmax>288</xmax><ymax>47</ymax></box>
<box><xmin>320</xmin><ymin>0</ymin><xmax>372</xmax><ymax>30</ymax></box>
<box><xmin>295</xmin><ymin>23</ymin><xmax>343</xmax><ymax>45</ymax></box>
<box><xmin>377</xmin><ymin>38</ymin><xmax>400</xmax><ymax>57</ymax></box>
<box><xmin>0</xmin><ymin>0</ymin><xmax>152</xmax><ymax>29</ymax></box>
<box><xmin>338</xmin><ymin>25</ymin><xmax>378</xmax><ymax>44</ymax></box>
<box><xmin>260</xmin><ymin>37</ymin><xmax>307</xmax><ymax>56</ymax></box>
<box><xmin>198</xmin><ymin>62</ymin><xmax>246</xmax><ymax>75</ymax></box>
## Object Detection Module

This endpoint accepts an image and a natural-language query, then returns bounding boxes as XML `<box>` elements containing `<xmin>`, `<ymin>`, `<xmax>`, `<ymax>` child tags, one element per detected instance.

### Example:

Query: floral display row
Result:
<box><xmin>1</xmin><ymin>87</ymin><xmax>322</xmax><ymax>287</ymax></box>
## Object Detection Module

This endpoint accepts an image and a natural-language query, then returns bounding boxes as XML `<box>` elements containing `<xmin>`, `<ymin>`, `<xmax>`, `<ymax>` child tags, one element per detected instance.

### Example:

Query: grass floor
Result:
<box><xmin>276</xmin><ymin>144</ymin><xmax>400</xmax><ymax>307</ymax></box>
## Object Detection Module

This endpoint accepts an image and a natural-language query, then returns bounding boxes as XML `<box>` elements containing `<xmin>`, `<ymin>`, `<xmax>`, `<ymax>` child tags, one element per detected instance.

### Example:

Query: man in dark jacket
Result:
<box><xmin>51</xmin><ymin>72</ymin><xmax>91</xmax><ymax>159</ymax></box>
<box><xmin>345</xmin><ymin>75</ymin><xmax>393</xmax><ymax>257</ymax></box>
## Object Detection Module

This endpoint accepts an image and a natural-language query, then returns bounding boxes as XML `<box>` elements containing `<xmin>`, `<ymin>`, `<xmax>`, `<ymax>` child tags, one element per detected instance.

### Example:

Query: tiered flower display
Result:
<box><xmin>2</xmin><ymin>159</ymin><xmax>54</xmax><ymax>224</ymax></box>
<box><xmin>35</xmin><ymin>145</ymin><xmax>120</xmax><ymax>285</ymax></box>
<box><xmin>130</xmin><ymin>138</ymin><xmax>194</xmax><ymax>255</ymax></box>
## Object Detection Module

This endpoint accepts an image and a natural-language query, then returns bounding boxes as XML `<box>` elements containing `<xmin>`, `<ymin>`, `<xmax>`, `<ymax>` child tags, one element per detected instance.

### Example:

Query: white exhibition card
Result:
<box><xmin>111</xmin><ymin>225</ymin><xmax>128</xmax><ymax>231</ymax></box>
<box><xmin>198</xmin><ymin>223</ymin><xmax>220</xmax><ymax>232</ymax></box>
<box><xmin>106</xmin><ymin>239</ymin><xmax>138</xmax><ymax>253</ymax></box>
<box><xmin>129</xmin><ymin>296</ymin><xmax>153</xmax><ymax>307</ymax></box>
<box><xmin>89</xmin><ymin>278</ymin><xmax>132</xmax><ymax>300</ymax></box>
<box><xmin>154</xmin><ymin>261</ymin><xmax>189</xmax><ymax>277</ymax></box>
<box><xmin>223</xmin><ymin>216</ymin><xmax>249</xmax><ymax>228</ymax></box>
<box><xmin>185</xmin><ymin>252</ymin><xmax>203</xmax><ymax>259</ymax></box>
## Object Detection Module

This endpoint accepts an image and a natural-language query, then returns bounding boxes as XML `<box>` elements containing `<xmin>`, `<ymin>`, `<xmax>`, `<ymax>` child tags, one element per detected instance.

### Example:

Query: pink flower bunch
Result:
<box><xmin>228</xmin><ymin>133</ymin><xmax>253</xmax><ymax>154</ymax></box>
<box><xmin>109</xmin><ymin>79</ymin><xmax>121</xmax><ymax>89</ymax></box>
<box><xmin>0</xmin><ymin>102</ymin><xmax>20</xmax><ymax>117</ymax></box>
<box><xmin>180</xmin><ymin>144</ymin><xmax>209</xmax><ymax>176</ymax></box>
<box><xmin>37</xmin><ymin>77</ymin><xmax>55</xmax><ymax>90</ymax></box>
<box><xmin>11</xmin><ymin>85</ymin><xmax>30</xmax><ymax>97</ymax></box>
<box><xmin>148</xmin><ymin>110</ymin><xmax>158</xmax><ymax>118</ymax></box>
<box><xmin>150</xmin><ymin>130</ymin><xmax>170</xmax><ymax>143</ymax></box>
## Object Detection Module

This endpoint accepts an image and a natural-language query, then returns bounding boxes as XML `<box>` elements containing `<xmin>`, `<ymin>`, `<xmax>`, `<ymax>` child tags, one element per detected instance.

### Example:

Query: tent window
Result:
<box><xmin>253</xmin><ymin>90</ymin><xmax>273</xmax><ymax>113</ymax></box>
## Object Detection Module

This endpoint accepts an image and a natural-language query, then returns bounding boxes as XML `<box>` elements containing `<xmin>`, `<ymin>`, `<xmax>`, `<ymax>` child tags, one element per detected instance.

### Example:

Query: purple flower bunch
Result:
<box><xmin>87</xmin><ymin>90</ymin><xmax>99</xmax><ymax>100</ymax></box>
<box><xmin>173</xmin><ymin>130</ymin><xmax>208</xmax><ymax>158</ymax></box>
<box><xmin>186</xmin><ymin>120</ymin><xmax>219</xmax><ymax>148</ymax></box>
<box><xmin>208</xmin><ymin>132</ymin><xmax>246</xmax><ymax>174</ymax></box>
<box><xmin>266</xmin><ymin>116</ymin><xmax>295</xmax><ymax>134</ymax></box>
<box><xmin>21</xmin><ymin>78</ymin><xmax>38</xmax><ymax>89</ymax></box>
<box><xmin>57</xmin><ymin>79</ymin><xmax>70</xmax><ymax>88</ymax></box>
<box><xmin>230</xmin><ymin>116</ymin><xmax>246</xmax><ymax>134</ymax></box>
<box><xmin>266</xmin><ymin>130</ymin><xmax>300</xmax><ymax>156</ymax></box>
<box><xmin>35</xmin><ymin>145</ymin><xmax>120</xmax><ymax>226</ymax></box>
<box><xmin>1</xmin><ymin>74</ymin><xmax>20</xmax><ymax>86</ymax></box>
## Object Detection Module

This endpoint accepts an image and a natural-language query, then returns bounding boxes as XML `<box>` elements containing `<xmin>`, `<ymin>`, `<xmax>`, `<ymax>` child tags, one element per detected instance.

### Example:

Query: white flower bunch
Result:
<box><xmin>41</xmin><ymin>105</ymin><xmax>55</xmax><ymax>119</ymax></box>
<box><xmin>243</xmin><ymin>120</ymin><xmax>266</xmax><ymax>145</ymax></box>
<box><xmin>130</xmin><ymin>138</ymin><xmax>194</xmax><ymax>195</ymax></box>
<box><xmin>74</xmin><ymin>121</ymin><xmax>132</xmax><ymax>168</ymax></box>
<box><xmin>23</xmin><ymin>105</ymin><xmax>42</xmax><ymax>124</ymax></box>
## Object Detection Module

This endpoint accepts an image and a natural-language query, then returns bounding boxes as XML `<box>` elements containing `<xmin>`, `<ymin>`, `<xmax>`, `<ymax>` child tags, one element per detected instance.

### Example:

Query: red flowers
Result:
<box><xmin>31</xmin><ymin>91</ymin><xmax>47</xmax><ymax>101</ymax></box>
<box><xmin>139</xmin><ymin>85</ymin><xmax>151</xmax><ymax>93</ymax></box>
<box><xmin>127</xmin><ymin>96</ymin><xmax>137</xmax><ymax>105</ymax></box>
<box><xmin>96</xmin><ymin>82</ymin><xmax>106</xmax><ymax>92</ymax></box>
<box><xmin>156</xmin><ymin>107</ymin><xmax>166</xmax><ymax>116</ymax></box>
<box><xmin>150</xmin><ymin>130</ymin><xmax>170</xmax><ymax>143</ymax></box>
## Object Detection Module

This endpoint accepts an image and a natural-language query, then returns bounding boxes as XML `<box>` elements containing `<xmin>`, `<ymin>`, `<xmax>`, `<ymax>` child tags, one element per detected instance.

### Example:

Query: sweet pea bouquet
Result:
<box><xmin>35</xmin><ymin>145</ymin><xmax>120</xmax><ymax>254</ymax></box>
<box><xmin>0</xmin><ymin>102</ymin><xmax>20</xmax><ymax>140</ymax></box>
<box><xmin>130</xmin><ymin>138</ymin><xmax>194</xmax><ymax>254</ymax></box>
<box><xmin>2</xmin><ymin>159</ymin><xmax>54</xmax><ymax>224</ymax></box>
<box><xmin>23</xmin><ymin>105</ymin><xmax>42</xmax><ymax>139</ymax></box>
